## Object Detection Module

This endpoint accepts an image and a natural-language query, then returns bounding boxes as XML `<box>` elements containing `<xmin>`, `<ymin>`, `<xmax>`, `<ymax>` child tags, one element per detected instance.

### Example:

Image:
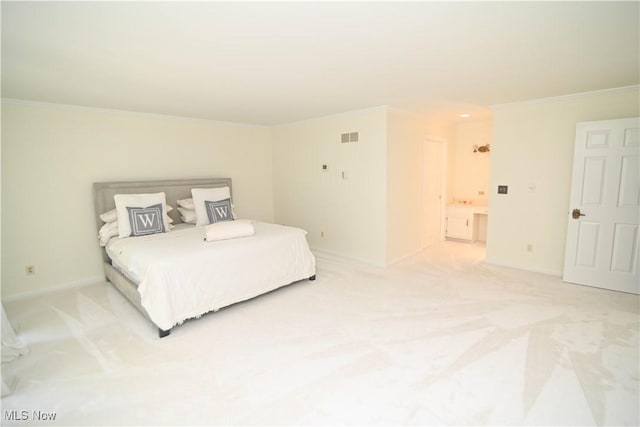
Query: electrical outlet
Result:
<box><xmin>25</xmin><ymin>265</ymin><xmax>36</xmax><ymax>276</ymax></box>
<box><xmin>527</xmin><ymin>244</ymin><xmax>533</xmax><ymax>252</ymax></box>
<box><xmin>320</xmin><ymin>231</ymin><xmax>325</xmax><ymax>238</ymax></box>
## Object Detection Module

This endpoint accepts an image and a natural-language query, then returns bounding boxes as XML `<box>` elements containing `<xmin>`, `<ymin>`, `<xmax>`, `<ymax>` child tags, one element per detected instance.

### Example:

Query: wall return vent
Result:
<box><xmin>341</xmin><ymin>132</ymin><xmax>359</xmax><ymax>143</ymax></box>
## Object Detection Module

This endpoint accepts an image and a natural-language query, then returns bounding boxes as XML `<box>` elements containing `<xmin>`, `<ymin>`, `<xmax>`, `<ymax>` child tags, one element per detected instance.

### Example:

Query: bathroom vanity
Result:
<box><xmin>445</xmin><ymin>204</ymin><xmax>489</xmax><ymax>242</ymax></box>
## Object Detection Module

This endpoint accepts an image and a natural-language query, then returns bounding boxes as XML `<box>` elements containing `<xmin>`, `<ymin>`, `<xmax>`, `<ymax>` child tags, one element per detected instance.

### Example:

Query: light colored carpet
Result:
<box><xmin>2</xmin><ymin>241</ymin><xmax>638</xmax><ymax>426</ymax></box>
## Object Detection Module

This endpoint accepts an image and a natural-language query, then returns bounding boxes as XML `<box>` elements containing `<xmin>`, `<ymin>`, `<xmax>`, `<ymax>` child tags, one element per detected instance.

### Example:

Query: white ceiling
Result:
<box><xmin>2</xmin><ymin>2</ymin><xmax>638</xmax><ymax>125</ymax></box>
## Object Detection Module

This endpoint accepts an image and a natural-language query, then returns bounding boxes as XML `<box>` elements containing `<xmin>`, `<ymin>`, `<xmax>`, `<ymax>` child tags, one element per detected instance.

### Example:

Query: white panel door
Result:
<box><xmin>421</xmin><ymin>139</ymin><xmax>445</xmax><ymax>247</ymax></box>
<box><xmin>563</xmin><ymin>118</ymin><xmax>640</xmax><ymax>294</ymax></box>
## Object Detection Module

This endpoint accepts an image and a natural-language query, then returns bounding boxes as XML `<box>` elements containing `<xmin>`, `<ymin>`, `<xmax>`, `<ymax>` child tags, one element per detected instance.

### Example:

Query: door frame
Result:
<box><xmin>421</xmin><ymin>136</ymin><xmax>448</xmax><ymax>248</ymax></box>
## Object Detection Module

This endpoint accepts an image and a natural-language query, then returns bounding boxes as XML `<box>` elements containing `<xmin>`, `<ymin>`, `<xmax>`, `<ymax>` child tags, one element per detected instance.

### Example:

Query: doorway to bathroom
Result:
<box><xmin>421</xmin><ymin>119</ymin><xmax>492</xmax><ymax>254</ymax></box>
<box><xmin>446</xmin><ymin>119</ymin><xmax>492</xmax><ymax>249</ymax></box>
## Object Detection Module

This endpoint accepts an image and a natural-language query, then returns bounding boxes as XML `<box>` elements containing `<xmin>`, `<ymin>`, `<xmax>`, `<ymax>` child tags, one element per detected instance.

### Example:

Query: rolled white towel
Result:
<box><xmin>204</xmin><ymin>219</ymin><xmax>255</xmax><ymax>242</ymax></box>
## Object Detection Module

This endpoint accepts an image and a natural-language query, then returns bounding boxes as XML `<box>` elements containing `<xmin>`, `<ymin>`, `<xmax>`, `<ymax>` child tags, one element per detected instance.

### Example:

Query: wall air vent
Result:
<box><xmin>341</xmin><ymin>132</ymin><xmax>359</xmax><ymax>143</ymax></box>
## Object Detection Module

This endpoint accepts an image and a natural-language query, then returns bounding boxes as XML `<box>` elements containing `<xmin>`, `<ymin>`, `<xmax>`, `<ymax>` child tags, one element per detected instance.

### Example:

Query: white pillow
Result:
<box><xmin>177</xmin><ymin>198</ymin><xmax>194</xmax><ymax>210</ymax></box>
<box><xmin>191</xmin><ymin>187</ymin><xmax>231</xmax><ymax>226</ymax></box>
<box><xmin>98</xmin><ymin>221</ymin><xmax>119</xmax><ymax>246</ymax></box>
<box><xmin>114</xmin><ymin>192</ymin><xmax>171</xmax><ymax>238</ymax></box>
<box><xmin>101</xmin><ymin>205</ymin><xmax>172</xmax><ymax>224</ymax></box>
<box><xmin>100</xmin><ymin>208</ymin><xmax>118</xmax><ymax>223</ymax></box>
<box><xmin>177</xmin><ymin>207</ymin><xmax>196</xmax><ymax>224</ymax></box>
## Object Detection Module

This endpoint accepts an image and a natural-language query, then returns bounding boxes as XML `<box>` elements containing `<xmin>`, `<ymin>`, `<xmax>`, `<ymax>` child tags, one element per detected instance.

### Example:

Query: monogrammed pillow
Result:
<box><xmin>127</xmin><ymin>203</ymin><xmax>166</xmax><ymax>237</ymax></box>
<box><xmin>191</xmin><ymin>187</ymin><xmax>231</xmax><ymax>226</ymax></box>
<box><xmin>114</xmin><ymin>192</ymin><xmax>171</xmax><ymax>238</ymax></box>
<box><xmin>205</xmin><ymin>198</ymin><xmax>234</xmax><ymax>224</ymax></box>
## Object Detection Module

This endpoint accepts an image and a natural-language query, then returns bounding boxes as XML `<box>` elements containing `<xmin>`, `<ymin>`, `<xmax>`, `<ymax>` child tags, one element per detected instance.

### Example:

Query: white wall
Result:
<box><xmin>1</xmin><ymin>100</ymin><xmax>273</xmax><ymax>298</ymax></box>
<box><xmin>272</xmin><ymin>106</ymin><xmax>388</xmax><ymax>266</ymax></box>
<box><xmin>14</xmin><ymin>84</ymin><xmax>622</xmax><ymax>297</ymax></box>
<box><xmin>386</xmin><ymin>108</ymin><xmax>455</xmax><ymax>263</ymax></box>
<box><xmin>273</xmin><ymin>106</ymin><xmax>456</xmax><ymax>267</ymax></box>
<box><xmin>0</xmin><ymin>103</ymin><xmax>3</xmax><ymax>299</ymax></box>
<box><xmin>2</xmin><ymin>101</ymin><xmax>454</xmax><ymax>297</ymax></box>
<box><xmin>487</xmin><ymin>86</ymin><xmax>640</xmax><ymax>275</ymax></box>
<box><xmin>452</xmin><ymin>120</ymin><xmax>492</xmax><ymax>205</ymax></box>
<box><xmin>387</xmin><ymin>109</ymin><xmax>424</xmax><ymax>263</ymax></box>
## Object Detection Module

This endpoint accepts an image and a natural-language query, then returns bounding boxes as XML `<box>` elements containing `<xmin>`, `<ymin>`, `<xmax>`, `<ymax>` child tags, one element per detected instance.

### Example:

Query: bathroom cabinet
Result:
<box><xmin>445</xmin><ymin>205</ymin><xmax>488</xmax><ymax>242</ymax></box>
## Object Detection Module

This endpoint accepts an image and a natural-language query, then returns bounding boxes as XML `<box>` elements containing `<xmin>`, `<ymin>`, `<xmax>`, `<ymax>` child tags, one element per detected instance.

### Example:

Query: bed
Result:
<box><xmin>93</xmin><ymin>178</ymin><xmax>316</xmax><ymax>337</ymax></box>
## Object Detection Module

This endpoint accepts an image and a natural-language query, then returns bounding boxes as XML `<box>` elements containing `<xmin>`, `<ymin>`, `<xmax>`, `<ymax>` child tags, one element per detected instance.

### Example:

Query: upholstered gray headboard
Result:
<box><xmin>93</xmin><ymin>178</ymin><xmax>232</xmax><ymax>261</ymax></box>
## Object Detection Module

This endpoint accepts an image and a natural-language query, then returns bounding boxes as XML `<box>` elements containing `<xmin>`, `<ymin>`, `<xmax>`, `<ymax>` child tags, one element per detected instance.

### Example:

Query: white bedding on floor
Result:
<box><xmin>106</xmin><ymin>221</ymin><xmax>316</xmax><ymax>330</ymax></box>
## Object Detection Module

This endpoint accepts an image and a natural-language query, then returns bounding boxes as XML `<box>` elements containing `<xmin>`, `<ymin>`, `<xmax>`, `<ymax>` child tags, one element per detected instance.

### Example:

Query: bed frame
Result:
<box><xmin>93</xmin><ymin>178</ymin><xmax>234</xmax><ymax>338</ymax></box>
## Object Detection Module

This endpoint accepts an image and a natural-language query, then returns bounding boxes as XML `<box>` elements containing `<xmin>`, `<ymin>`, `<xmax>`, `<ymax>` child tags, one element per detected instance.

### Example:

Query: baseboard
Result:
<box><xmin>484</xmin><ymin>258</ymin><xmax>563</xmax><ymax>277</ymax></box>
<box><xmin>310</xmin><ymin>247</ymin><xmax>386</xmax><ymax>269</ymax></box>
<box><xmin>387</xmin><ymin>248</ymin><xmax>423</xmax><ymax>266</ymax></box>
<box><xmin>2</xmin><ymin>275</ymin><xmax>106</xmax><ymax>302</ymax></box>
<box><xmin>312</xmin><ymin>247</ymin><xmax>435</xmax><ymax>268</ymax></box>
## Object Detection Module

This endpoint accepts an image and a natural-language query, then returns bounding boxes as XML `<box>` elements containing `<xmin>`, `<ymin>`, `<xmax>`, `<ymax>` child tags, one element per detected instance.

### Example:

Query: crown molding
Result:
<box><xmin>1</xmin><ymin>98</ymin><xmax>269</xmax><ymax>128</ymax></box>
<box><xmin>490</xmin><ymin>85</ymin><xmax>639</xmax><ymax>110</ymax></box>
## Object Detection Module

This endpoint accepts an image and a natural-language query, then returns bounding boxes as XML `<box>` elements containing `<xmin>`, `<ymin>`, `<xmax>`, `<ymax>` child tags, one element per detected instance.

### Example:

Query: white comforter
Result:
<box><xmin>106</xmin><ymin>221</ymin><xmax>316</xmax><ymax>330</ymax></box>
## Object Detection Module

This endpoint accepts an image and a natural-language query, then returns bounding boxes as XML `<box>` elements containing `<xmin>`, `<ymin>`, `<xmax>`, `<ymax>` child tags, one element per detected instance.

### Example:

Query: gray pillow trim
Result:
<box><xmin>127</xmin><ymin>203</ymin><xmax>166</xmax><ymax>236</ymax></box>
<box><xmin>205</xmin><ymin>198</ymin><xmax>234</xmax><ymax>224</ymax></box>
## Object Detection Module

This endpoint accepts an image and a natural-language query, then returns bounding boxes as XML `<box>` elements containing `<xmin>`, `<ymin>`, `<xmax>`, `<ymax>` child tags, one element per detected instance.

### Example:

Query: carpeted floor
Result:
<box><xmin>2</xmin><ymin>241</ymin><xmax>638</xmax><ymax>426</ymax></box>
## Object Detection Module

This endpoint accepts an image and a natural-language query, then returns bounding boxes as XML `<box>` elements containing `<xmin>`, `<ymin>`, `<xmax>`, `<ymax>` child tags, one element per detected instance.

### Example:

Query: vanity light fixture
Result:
<box><xmin>459</xmin><ymin>113</ymin><xmax>471</xmax><ymax>118</ymax></box>
<box><xmin>473</xmin><ymin>144</ymin><xmax>490</xmax><ymax>153</ymax></box>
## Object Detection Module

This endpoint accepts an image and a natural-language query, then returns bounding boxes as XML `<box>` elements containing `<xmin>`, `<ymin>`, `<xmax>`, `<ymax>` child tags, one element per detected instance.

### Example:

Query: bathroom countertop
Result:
<box><xmin>448</xmin><ymin>204</ymin><xmax>489</xmax><ymax>214</ymax></box>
